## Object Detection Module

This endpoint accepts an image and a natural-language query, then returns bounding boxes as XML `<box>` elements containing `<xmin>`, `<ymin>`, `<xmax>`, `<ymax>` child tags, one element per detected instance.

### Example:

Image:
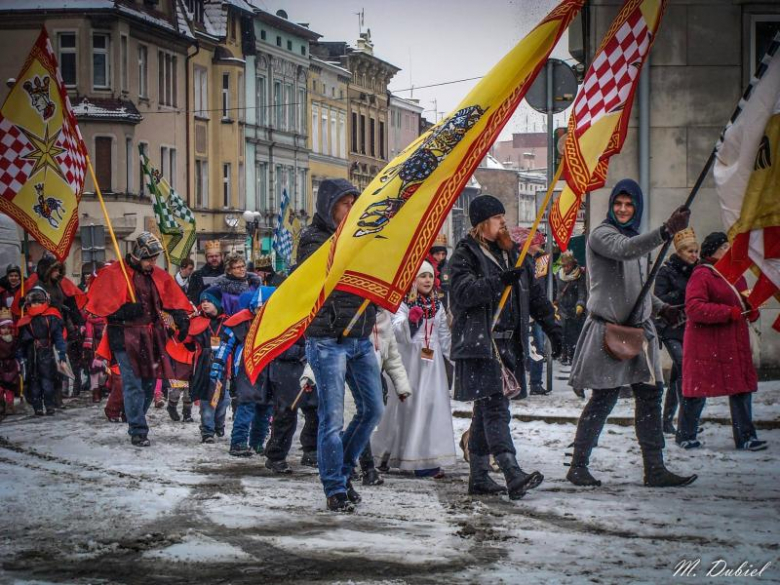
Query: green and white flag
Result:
<box><xmin>140</xmin><ymin>148</ymin><xmax>196</xmax><ymax>265</ymax></box>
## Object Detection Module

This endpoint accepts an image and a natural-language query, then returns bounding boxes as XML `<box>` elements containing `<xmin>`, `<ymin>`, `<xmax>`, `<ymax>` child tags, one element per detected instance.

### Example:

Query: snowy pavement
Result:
<box><xmin>1</xmin><ymin>375</ymin><xmax>778</xmax><ymax>584</ymax></box>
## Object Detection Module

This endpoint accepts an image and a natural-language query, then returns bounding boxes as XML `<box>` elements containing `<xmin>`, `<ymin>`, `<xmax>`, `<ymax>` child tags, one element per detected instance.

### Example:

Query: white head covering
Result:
<box><xmin>417</xmin><ymin>260</ymin><xmax>435</xmax><ymax>278</ymax></box>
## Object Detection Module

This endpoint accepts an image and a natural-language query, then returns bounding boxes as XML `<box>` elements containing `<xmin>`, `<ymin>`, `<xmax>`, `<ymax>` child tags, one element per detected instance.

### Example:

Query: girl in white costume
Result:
<box><xmin>371</xmin><ymin>261</ymin><xmax>457</xmax><ymax>476</ymax></box>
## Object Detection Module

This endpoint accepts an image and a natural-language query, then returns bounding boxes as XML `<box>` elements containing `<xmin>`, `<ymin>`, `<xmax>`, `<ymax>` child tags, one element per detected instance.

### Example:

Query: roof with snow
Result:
<box><xmin>72</xmin><ymin>97</ymin><xmax>143</xmax><ymax>124</ymax></box>
<box><xmin>481</xmin><ymin>154</ymin><xmax>507</xmax><ymax>170</ymax></box>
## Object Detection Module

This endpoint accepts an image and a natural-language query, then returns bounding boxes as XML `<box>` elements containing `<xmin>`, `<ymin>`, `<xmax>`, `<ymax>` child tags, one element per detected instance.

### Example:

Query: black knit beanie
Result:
<box><xmin>469</xmin><ymin>195</ymin><xmax>505</xmax><ymax>227</ymax></box>
<box><xmin>701</xmin><ymin>232</ymin><xmax>728</xmax><ymax>259</ymax></box>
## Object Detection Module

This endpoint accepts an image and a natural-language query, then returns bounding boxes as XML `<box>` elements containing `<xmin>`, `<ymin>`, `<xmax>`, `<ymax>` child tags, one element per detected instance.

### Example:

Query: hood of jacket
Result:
<box><xmin>314</xmin><ymin>178</ymin><xmax>360</xmax><ymax>231</ymax></box>
<box><xmin>605</xmin><ymin>178</ymin><xmax>643</xmax><ymax>238</ymax></box>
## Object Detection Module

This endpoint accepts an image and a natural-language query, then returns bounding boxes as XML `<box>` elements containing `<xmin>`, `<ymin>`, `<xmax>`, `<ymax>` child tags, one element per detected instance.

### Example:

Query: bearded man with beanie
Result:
<box><xmin>87</xmin><ymin>232</ymin><xmax>193</xmax><ymax>447</ymax></box>
<box><xmin>449</xmin><ymin>194</ymin><xmax>562</xmax><ymax>500</ymax></box>
<box><xmin>298</xmin><ymin>178</ymin><xmax>383</xmax><ymax>513</ymax></box>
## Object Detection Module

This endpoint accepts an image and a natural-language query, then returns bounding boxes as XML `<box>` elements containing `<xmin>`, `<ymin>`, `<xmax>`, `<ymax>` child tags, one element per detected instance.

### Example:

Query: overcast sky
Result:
<box><xmin>265</xmin><ymin>0</ymin><xmax>575</xmax><ymax>140</ymax></box>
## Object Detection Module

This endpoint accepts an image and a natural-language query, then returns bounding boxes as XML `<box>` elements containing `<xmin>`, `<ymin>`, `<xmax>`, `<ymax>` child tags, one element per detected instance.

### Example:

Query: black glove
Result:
<box><xmin>548</xmin><ymin>331</ymin><xmax>563</xmax><ymax>359</ymax></box>
<box><xmin>499</xmin><ymin>266</ymin><xmax>525</xmax><ymax>286</ymax></box>
<box><xmin>170</xmin><ymin>310</ymin><xmax>190</xmax><ymax>341</ymax></box>
<box><xmin>663</xmin><ymin>206</ymin><xmax>691</xmax><ymax>237</ymax></box>
<box><xmin>115</xmin><ymin>302</ymin><xmax>144</xmax><ymax>320</ymax></box>
<box><xmin>659</xmin><ymin>304</ymin><xmax>684</xmax><ymax>325</ymax></box>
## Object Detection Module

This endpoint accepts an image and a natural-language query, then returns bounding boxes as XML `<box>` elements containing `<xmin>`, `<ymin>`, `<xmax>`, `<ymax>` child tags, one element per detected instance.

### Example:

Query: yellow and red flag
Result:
<box><xmin>244</xmin><ymin>0</ymin><xmax>585</xmax><ymax>382</ymax></box>
<box><xmin>0</xmin><ymin>28</ymin><xmax>87</xmax><ymax>260</ymax></box>
<box><xmin>550</xmin><ymin>0</ymin><xmax>667</xmax><ymax>250</ymax></box>
<box><xmin>714</xmin><ymin>32</ymin><xmax>780</xmax><ymax>331</ymax></box>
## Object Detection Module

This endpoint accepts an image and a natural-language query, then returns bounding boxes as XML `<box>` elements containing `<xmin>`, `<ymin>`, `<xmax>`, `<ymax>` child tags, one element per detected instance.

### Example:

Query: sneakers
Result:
<box><xmin>326</xmin><ymin>493</ymin><xmax>355</xmax><ymax>513</ymax></box>
<box><xmin>166</xmin><ymin>403</ymin><xmax>180</xmax><ymax>422</ymax></box>
<box><xmin>738</xmin><ymin>439</ymin><xmax>768</xmax><ymax>452</ymax></box>
<box><xmin>529</xmin><ymin>384</ymin><xmax>551</xmax><ymax>396</ymax></box>
<box><xmin>677</xmin><ymin>440</ymin><xmax>702</xmax><ymax>450</ymax></box>
<box><xmin>201</xmin><ymin>435</ymin><xmax>215</xmax><ymax>444</ymax></box>
<box><xmin>265</xmin><ymin>458</ymin><xmax>292</xmax><ymax>474</ymax></box>
<box><xmin>131</xmin><ymin>434</ymin><xmax>151</xmax><ymax>447</ymax></box>
<box><xmin>229</xmin><ymin>443</ymin><xmax>253</xmax><ymax>457</ymax></box>
<box><xmin>300</xmin><ymin>451</ymin><xmax>318</xmax><ymax>468</ymax></box>
<box><xmin>361</xmin><ymin>468</ymin><xmax>384</xmax><ymax>486</ymax></box>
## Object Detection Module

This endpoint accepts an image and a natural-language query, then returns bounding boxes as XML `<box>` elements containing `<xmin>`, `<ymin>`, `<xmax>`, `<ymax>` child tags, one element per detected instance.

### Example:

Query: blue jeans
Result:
<box><xmin>306</xmin><ymin>337</ymin><xmax>384</xmax><ymax>498</ymax></box>
<box><xmin>529</xmin><ymin>322</ymin><xmax>545</xmax><ymax>386</ymax></box>
<box><xmin>231</xmin><ymin>401</ymin><xmax>272</xmax><ymax>447</ymax></box>
<box><xmin>115</xmin><ymin>350</ymin><xmax>155</xmax><ymax>437</ymax></box>
<box><xmin>200</xmin><ymin>388</ymin><xmax>230</xmax><ymax>437</ymax></box>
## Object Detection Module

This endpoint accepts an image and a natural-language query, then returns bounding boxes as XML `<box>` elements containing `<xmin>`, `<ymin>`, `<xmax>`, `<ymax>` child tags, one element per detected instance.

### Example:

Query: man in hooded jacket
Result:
<box><xmin>567</xmin><ymin>179</ymin><xmax>697</xmax><ymax>488</ymax></box>
<box><xmin>298</xmin><ymin>178</ymin><xmax>383</xmax><ymax>513</ymax></box>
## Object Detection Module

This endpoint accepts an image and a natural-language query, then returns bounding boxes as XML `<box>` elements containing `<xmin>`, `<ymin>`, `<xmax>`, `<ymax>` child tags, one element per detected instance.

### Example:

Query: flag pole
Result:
<box><xmin>86</xmin><ymin>155</ymin><xmax>136</xmax><ymax>303</ymax></box>
<box><xmin>491</xmin><ymin>162</ymin><xmax>564</xmax><ymax>330</ymax></box>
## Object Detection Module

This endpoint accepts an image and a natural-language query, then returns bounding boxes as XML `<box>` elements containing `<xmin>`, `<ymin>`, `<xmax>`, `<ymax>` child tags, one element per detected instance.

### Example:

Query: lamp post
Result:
<box><xmin>242</xmin><ymin>210</ymin><xmax>262</xmax><ymax>263</ymax></box>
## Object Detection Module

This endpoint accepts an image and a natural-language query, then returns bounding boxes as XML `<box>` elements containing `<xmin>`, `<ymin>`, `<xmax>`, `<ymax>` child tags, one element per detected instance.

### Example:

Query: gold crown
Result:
<box><xmin>255</xmin><ymin>254</ymin><xmax>273</xmax><ymax>268</ymax></box>
<box><xmin>434</xmin><ymin>233</ymin><xmax>447</xmax><ymax>246</ymax></box>
<box><xmin>204</xmin><ymin>240</ymin><xmax>222</xmax><ymax>253</ymax></box>
<box><xmin>673</xmin><ymin>227</ymin><xmax>697</xmax><ymax>250</ymax></box>
<box><xmin>0</xmin><ymin>307</ymin><xmax>12</xmax><ymax>322</ymax></box>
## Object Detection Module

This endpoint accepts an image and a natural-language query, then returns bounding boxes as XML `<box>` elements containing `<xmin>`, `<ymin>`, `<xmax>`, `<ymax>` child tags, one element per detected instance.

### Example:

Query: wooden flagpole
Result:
<box><xmin>491</xmin><ymin>162</ymin><xmax>564</xmax><ymax>330</ymax></box>
<box><xmin>86</xmin><ymin>155</ymin><xmax>136</xmax><ymax>302</ymax></box>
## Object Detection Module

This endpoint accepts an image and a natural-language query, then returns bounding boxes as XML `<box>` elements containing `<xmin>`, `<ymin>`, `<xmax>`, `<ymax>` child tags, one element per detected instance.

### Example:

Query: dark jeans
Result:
<box><xmin>662</xmin><ymin>339</ymin><xmax>683</xmax><ymax>426</ymax></box>
<box><xmin>231</xmin><ymin>402</ymin><xmax>272</xmax><ymax>447</ymax></box>
<box><xmin>468</xmin><ymin>393</ymin><xmax>516</xmax><ymax>457</ymax></box>
<box><xmin>572</xmin><ymin>383</ymin><xmax>664</xmax><ymax>465</ymax></box>
<box><xmin>115</xmin><ymin>350</ymin><xmax>155</xmax><ymax>437</ymax></box>
<box><xmin>677</xmin><ymin>392</ymin><xmax>757</xmax><ymax>448</ymax></box>
<box><xmin>28</xmin><ymin>371</ymin><xmax>56</xmax><ymax>413</ymax></box>
<box><xmin>200</xmin><ymin>388</ymin><xmax>230</xmax><ymax>437</ymax></box>
<box><xmin>265</xmin><ymin>404</ymin><xmax>319</xmax><ymax>462</ymax></box>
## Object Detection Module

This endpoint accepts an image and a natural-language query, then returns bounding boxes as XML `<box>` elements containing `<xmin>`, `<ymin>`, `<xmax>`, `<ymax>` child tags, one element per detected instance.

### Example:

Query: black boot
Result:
<box><xmin>346</xmin><ymin>479</ymin><xmax>362</xmax><ymax>504</ymax></box>
<box><xmin>495</xmin><ymin>452</ymin><xmax>544</xmax><ymax>500</ymax></box>
<box><xmin>565</xmin><ymin>446</ymin><xmax>601</xmax><ymax>487</ymax></box>
<box><xmin>182</xmin><ymin>405</ymin><xmax>194</xmax><ymax>423</ymax></box>
<box><xmin>265</xmin><ymin>458</ymin><xmax>292</xmax><ymax>474</ymax></box>
<box><xmin>642</xmin><ymin>449</ymin><xmax>697</xmax><ymax>487</ymax></box>
<box><xmin>166</xmin><ymin>402</ymin><xmax>180</xmax><ymax>421</ymax></box>
<box><xmin>467</xmin><ymin>454</ymin><xmax>507</xmax><ymax>495</ymax></box>
<box><xmin>361</xmin><ymin>468</ymin><xmax>384</xmax><ymax>486</ymax></box>
<box><xmin>300</xmin><ymin>451</ymin><xmax>317</xmax><ymax>467</ymax></box>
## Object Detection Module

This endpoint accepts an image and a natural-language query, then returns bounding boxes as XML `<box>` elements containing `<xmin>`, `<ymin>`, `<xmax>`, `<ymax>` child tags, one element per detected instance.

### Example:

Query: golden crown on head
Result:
<box><xmin>434</xmin><ymin>233</ymin><xmax>448</xmax><ymax>247</ymax></box>
<box><xmin>673</xmin><ymin>227</ymin><xmax>697</xmax><ymax>250</ymax></box>
<box><xmin>0</xmin><ymin>307</ymin><xmax>13</xmax><ymax>322</ymax></box>
<box><xmin>204</xmin><ymin>240</ymin><xmax>222</xmax><ymax>254</ymax></box>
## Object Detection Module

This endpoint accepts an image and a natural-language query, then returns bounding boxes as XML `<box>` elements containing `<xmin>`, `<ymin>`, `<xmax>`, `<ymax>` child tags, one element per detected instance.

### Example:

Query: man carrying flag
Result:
<box><xmin>0</xmin><ymin>28</ymin><xmax>87</xmax><ymax>260</ymax></box>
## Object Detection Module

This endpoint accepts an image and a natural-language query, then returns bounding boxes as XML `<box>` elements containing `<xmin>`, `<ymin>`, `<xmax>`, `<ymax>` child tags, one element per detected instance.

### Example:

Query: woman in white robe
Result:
<box><xmin>371</xmin><ymin>261</ymin><xmax>457</xmax><ymax>476</ymax></box>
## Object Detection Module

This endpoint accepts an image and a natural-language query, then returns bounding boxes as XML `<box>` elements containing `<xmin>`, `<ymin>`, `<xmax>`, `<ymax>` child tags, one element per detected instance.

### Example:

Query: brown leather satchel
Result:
<box><xmin>603</xmin><ymin>322</ymin><xmax>645</xmax><ymax>361</ymax></box>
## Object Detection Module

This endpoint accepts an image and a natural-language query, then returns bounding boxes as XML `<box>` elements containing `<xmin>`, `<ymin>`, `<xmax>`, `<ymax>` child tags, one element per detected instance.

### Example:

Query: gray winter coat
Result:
<box><xmin>569</xmin><ymin>223</ymin><xmax>666</xmax><ymax>390</ymax></box>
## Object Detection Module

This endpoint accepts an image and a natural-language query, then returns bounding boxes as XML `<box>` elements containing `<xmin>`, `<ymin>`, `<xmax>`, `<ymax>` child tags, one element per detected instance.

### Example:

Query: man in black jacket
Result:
<box><xmin>450</xmin><ymin>195</ymin><xmax>562</xmax><ymax>500</ymax></box>
<box><xmin>188</xmin><ymin>241</ymin><xmax>224</xmax><ymax>305</ymax></box>
<box><xmin>298</xmin><ymin>178</ymin><xmax>383</xmax><ymax>513</ymax></box>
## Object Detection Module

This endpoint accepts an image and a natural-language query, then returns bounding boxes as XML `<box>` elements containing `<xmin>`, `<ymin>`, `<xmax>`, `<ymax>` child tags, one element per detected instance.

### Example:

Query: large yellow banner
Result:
<box><xmin>245</xmin><ymin>0</ymin><xmax>585</xmax><ymax>381</ymax></box>
<box><xmin>0</xmin><ymin>28</ymin><xmax>87</xmax><ymax>260</ymax></box>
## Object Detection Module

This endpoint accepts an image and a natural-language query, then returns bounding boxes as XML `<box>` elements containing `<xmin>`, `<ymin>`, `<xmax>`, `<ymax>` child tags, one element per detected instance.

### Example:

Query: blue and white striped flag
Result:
<box><xmin>273</xmin><ymin>188</ymin><xmax>298</xmax><ymax>266</ymax></box>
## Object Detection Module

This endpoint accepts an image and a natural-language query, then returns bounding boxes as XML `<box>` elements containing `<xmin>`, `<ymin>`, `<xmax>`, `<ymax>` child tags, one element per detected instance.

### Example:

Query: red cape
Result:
<box><xmin>16</xmin><ymin>306</ymin><xmax>63</xmax><ymax>328</ymax></box>
<box><xmin>86</xmin><ymin>262</ymin><xmax>192</xmax><ymax>317</ymax></box>
<box><xmin>11</xmin><ymin>274</ymin><xmax>87</xmax><ymax>316</ymax></box>
<box><xmin>224</xmin><ymin>309</ymin><xmax>253</xmax><ymax>328</ymax></box>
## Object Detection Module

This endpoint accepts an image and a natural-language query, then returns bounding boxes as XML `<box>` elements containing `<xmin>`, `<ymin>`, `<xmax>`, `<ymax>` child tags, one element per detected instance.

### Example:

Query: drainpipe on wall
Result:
<box><xmin>638</xmin><ymin>54</ymin><xmax>651</xmax><ymax>239</ymax></box>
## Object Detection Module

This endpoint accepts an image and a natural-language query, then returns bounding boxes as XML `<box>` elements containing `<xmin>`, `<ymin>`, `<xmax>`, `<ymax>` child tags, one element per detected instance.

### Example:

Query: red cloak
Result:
<box><xmin>11</xmin><ymin>274</ymin><xmax>86</xmax><ymax>317</ymax></box>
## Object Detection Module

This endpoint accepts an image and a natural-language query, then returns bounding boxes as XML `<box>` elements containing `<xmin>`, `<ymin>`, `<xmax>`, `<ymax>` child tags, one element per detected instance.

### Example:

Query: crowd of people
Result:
<box><xmin>0</xmin><ymin>176</ymin><xmax>768</xmax><ymax>512</ymax></box>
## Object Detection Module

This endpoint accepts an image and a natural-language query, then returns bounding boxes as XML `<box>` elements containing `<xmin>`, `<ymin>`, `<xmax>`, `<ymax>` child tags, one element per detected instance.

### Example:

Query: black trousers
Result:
<box><xmin>572</xmin><ymin>383</ymin><xmax>664</xmax><ymax>465</ymax></box>
<box><xmin>468</xmin><ymin>392</ymin><xmax>516</xmax><ymax>457</ymax></box>
<box><xmin>562</xmin><ymin>315</ymin><xmax>584</xmax><ymax>361</ymax></box>
<box><xmin>677</xmin><ymin>392</ymin><xmax>756</xmax><ymax>448</ymax></box>
<box><xmin>662</xmin><ymin>339</ymin><xmax>683</xmax><ymax>426</ymax></box>
<box><xmin>265</xmin><ymin>403</ymin><xmax>318</xmax><ymax>462</ymax></box>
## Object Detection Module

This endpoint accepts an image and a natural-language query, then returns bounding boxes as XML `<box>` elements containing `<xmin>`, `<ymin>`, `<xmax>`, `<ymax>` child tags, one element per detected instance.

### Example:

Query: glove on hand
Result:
<box><xmin>408</xmin><ymin>306</ymin><xmax>424</xmax><ymax>325</ymax></box>
<box><xmin>664</xmin><ymin>206</ymin><xmax>691</xmax><ymax>236</ymax></box>
<box><xmin>499</xmin><ymin>266</ymin><xmax>525</xmax><ymax>286</ymax></box>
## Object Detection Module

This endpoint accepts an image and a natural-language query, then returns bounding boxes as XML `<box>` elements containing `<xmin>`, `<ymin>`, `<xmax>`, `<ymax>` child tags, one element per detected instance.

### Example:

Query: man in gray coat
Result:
<box><xmin>567</xmin><ymin>179</ymin><xmax>697</xmax><ymax>488</ymax></box>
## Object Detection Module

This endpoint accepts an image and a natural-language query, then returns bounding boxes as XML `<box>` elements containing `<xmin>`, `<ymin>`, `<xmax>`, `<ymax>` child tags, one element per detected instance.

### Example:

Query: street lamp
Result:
<box><xmin>242</xmin><ymin>210</ymin><xmax>262</xmax><ymax>261</ymax></box>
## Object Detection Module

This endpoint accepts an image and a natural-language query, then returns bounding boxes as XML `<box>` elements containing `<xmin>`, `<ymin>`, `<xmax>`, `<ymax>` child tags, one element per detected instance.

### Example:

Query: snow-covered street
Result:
<box><xmin>2</xmin><ymin>374</ymin><xmax>778</xmax><ymax>585</ymax></box>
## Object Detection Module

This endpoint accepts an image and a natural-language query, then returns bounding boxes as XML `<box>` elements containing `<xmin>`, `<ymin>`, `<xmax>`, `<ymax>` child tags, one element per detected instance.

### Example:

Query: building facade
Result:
<box><xmin>314</xmin><ymin>32</ymin><xmax>400</xmax><ymax>192</ymax></box>
<box><xmin>244</xmin><ymin>8</ymin><xmax>318</xmax><ymax>251</ymax></box>
<box><xmin>388</xmin><ymin>95</ymin><xmax>423</xmax><ymax>160</ymax></box>
<box><xmin>0</xmin><ymin>0</ymin><xmax>195</xmax><ymax>276</ymax></box>
<box><xmin>308</xmin><ymin>57</ymin><xmax>351</xmax><ymax>214</ymax></box>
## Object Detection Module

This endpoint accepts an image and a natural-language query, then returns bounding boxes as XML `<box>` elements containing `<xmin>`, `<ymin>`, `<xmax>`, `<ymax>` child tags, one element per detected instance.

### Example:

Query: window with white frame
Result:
<box><xmin>288</xmin><ymin>167</ymin><xmax>295</xmax><ymax>209</ymax></box>
<box><xmin>238</xmin><ymin>162</ymin><xmax>246</xmax><ymax>210</ymax></box>
<box><xmin>238</xmin><ymin>73</ymin><xmax>244</xmax><ymax>122</ymax></box>
<box><xmin>297</xmin><ymin>169</ymin><xmax>307</xmax><ymax>212</ymax></box>
<box><xmin>92</xmin><ymin>33</ymin><xmax>110</xmax><ymax>89</ymax></box>
<box><xmin>158</xmin><ymin>51</ymin><xmax>177</xmax><ymax>106</ymax></box>
<box><xmin>125</xmin><ymin>136</ymin><xmax>133</xmax><ymax>193</ymax></box>
<box><xmin>311</xmin><ymin>104</ymin><xmax>319</xmax><ymax>153</ymax></box>
<box><xmin>195</xmin><ymin>159</ymin><xmax>208</xmax><ymax>207</ymax></box>
<box><xmin>138</xmin><ymin>142</ymin><xmax>148</xmax><ymax>197</ymax></box>
<box><xmin>58</xmin><ymin>32</ymin><xmax>77</xmax><ymax>86</ymax></box>
<box><xmin>256</xmin><ymin>162</ymin><xmax>268</xmax><ymax>211</ymax></box>
<box><xmin>120</xmin><ymin>35</ymin><xmax>128</xmax><ymax>92</ymax></box>
<box><xmin>298</xmin><ymin>87</ymin><xmax>306</xmax><ymax>133</ymax></box>
<box><xmin>138</xmin><ymin>44</ymin><xmax>148</xmax><ymax>98</ymax></box>
<box><xmin>223</xmin><ymin>163</ymin><xmax>231</xmax><ymax>208</ymax></box>
<box><xmin>274</xmin><ymin>81</ymin><xmax>283</xmax><ymax>129</ymax></box>
<box><xmin>169</xmin><ymin>148</ymin><xmax>177</xmax><ymax>188</ymax></box>
<box><xmin>160</xmin><ymin>146</ymin><xmax>169</xmax><ymax>179</ymax></box>
<box><xmin>331</xmin><ymin>115</ymin><xmax>337</xmax><ymax>159</ymax></box>
<box><xmin>274</xmin><ymin>164</ymin><xmax>283</xmax><ymax>211</ymax></box>
<box><xmin>751</xmin><ymin>16</ymin><xmax>780</xmax><ymax>72</ymax></box>
<box><xmin>285</xmin><ymin>83</ymin><xmax>294</xmax><ymax>131</ymax></box>
<box><xmin>256</xmin><ymin>75</ymin><xmax>266</xmax><ymax>125</ymax></box>
<box><xmin>194</xmin><ymin>66</ymin><xmax>207</xmax><ymax>116</ymax></box>
<box><xmin>321</xmin><ymin>108</ymin><xmax>328</xmax><ymax>156</ymax></box>
<box><xmin>222</xmin><ymin>72</ymin><xmax>230</xmax><ymax>119</ymax></box>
